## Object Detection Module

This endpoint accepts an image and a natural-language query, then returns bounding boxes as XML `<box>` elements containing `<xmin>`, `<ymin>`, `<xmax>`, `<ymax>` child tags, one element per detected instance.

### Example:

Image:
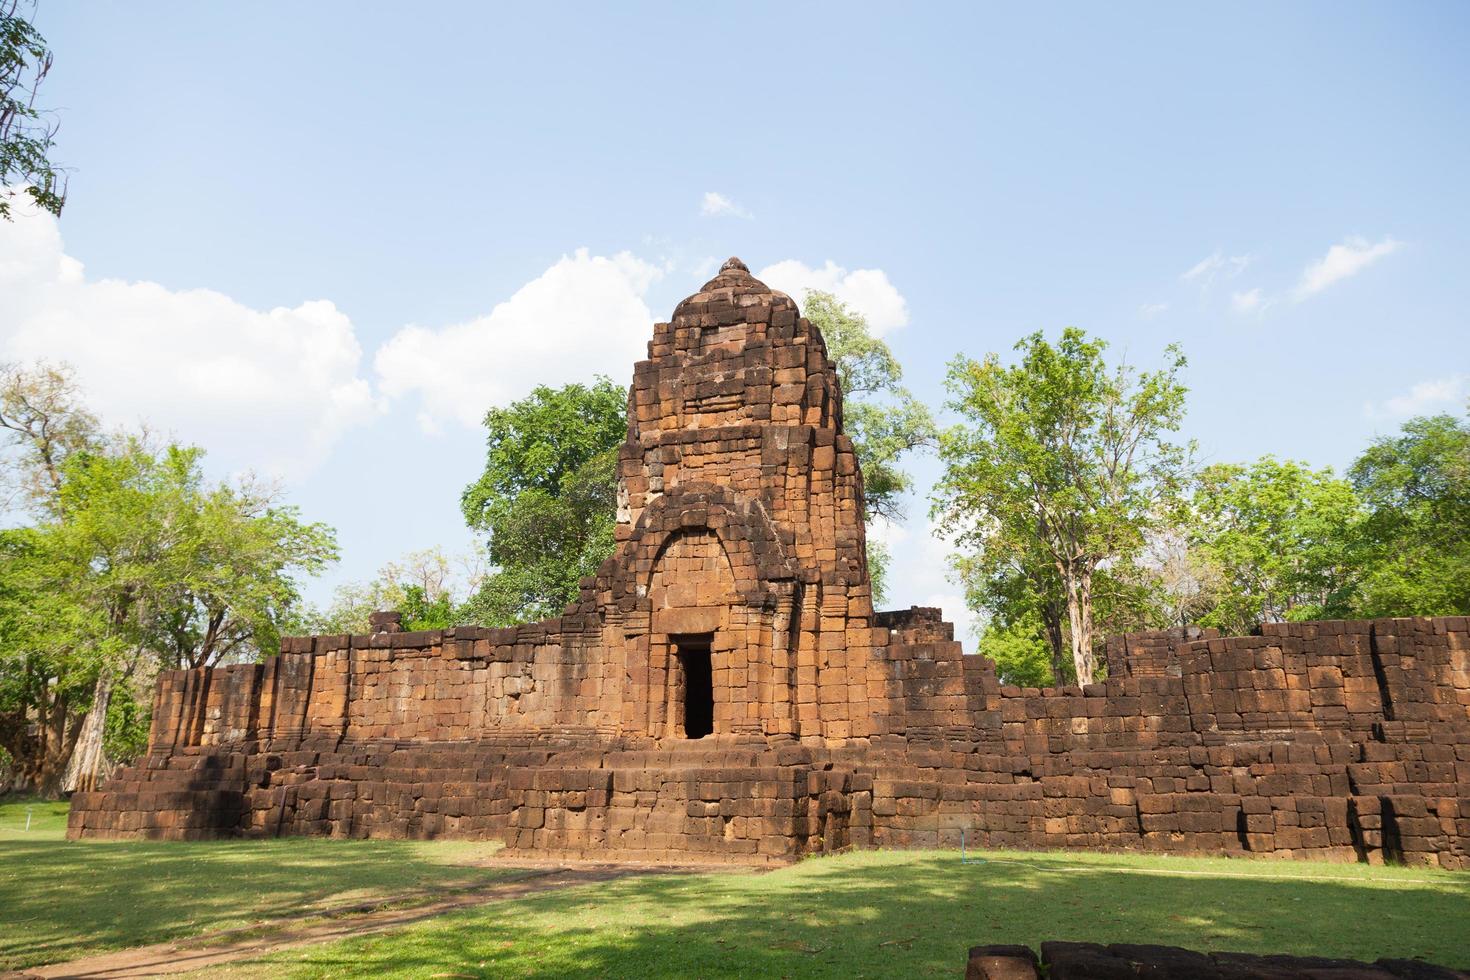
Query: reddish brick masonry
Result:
<box><xmin>966</xmin><ymin>942</ymin><xmax>1469</xmax><ymax>979</ymax></box>
<box><xmin>69</xmin><ymin>259</ymin><xmax>1470</xmax><ymax>869</ymax></box>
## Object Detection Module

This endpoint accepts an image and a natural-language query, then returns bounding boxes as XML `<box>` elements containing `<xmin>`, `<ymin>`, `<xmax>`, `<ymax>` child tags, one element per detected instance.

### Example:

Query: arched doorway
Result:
<box><xmin>648</xmin><ymin>529</ymin><xmax>736</xmax><ymax>738</ymax></box>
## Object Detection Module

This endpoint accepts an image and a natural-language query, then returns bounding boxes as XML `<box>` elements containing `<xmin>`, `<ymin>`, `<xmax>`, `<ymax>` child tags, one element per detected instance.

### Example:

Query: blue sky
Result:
<box><xmin>3</xmin><ymin>2</ymin><xmax>1467</xmax><ymax>633</ymax></box>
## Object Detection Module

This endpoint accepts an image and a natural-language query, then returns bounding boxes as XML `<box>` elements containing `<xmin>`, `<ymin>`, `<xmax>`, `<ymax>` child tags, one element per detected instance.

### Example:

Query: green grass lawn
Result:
<box><xmin>0</xmin><ymin>795</ymin><xmax>71</xmax><ymax>839</ymax></box>
<box><xmin>0</xmin><ymin>796</ymin><xmax>513</xmax><ymax>971</ymax></box>
<box><xmin>209</xmin><ymin>847</ymin><xmax>1470</xmax><ymax>979</ymax></box>
<box><xmin>4</xmin><ymin>794</ymin><xmax>1468</xmax><ymax>978</ymax></box>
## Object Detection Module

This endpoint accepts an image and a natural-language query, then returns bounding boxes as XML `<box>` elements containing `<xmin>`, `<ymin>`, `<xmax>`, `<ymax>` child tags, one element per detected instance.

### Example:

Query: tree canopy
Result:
<box><xmin>0</xmin><ymin>363</ymin><xmax>336</xmax><ymax>794</ymax></box>
<box><xmin>802</xmin><ymin>291</ymin><xmax>936</xmax><ymax>601</ymax></box>
<box><xmin>1348</xmin><ymin>412</ymin><xmax>1470</xmax><ymax>617</ymax></box>
<box><xmin>459</xmin><ymin>378</ymin><xmax>627</xmax><ymax>626</ymax></box>
<box><xmin>1190</xmin><ymin>457</ymin><xmax>1360</xmax><ymax>634</ymax></box>
<box><xmin>307</xmin><ymin>547</ymin><xmax>479</xmax><ymax>634</ymax></box>
<box><xmin>941</xmin><ymin>331</ymin><xmax>1470</xmax><ymax>687</ymax></box>
<box><xmin>934</xmin><ymin>328</ymin><xmax>1193</xmax><ymax>685</ymax></box>
<box><xmin>1</xmin><ymin>0</ymin><xmax>65</xmax><ymax>219</ymax></box>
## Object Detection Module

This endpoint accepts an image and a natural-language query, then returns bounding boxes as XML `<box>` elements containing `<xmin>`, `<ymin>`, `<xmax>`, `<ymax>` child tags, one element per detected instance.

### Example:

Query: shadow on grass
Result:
<box><xmin>0</xmin><ymin>836</ymin><xmax>509</xmax><ymax>970</ymax></box>
<box><xmin>252</xmin><ymin>851</ymin><xmax>1470</xmax><ymax>980</ymax></box>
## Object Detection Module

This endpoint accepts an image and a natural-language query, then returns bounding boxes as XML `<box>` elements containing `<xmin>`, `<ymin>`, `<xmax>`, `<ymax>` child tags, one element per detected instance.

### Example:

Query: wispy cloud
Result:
<box><xmin>1139</xmin><ymin>301</ymin><xmax>1169</xmax><ymax>318</ymax></box>
<box><xmin>1363</xmin><ymin>374</ymin><xmax>1467</xmax><ymax>420</ymax></box>
<box><xmin>1293</xmin><ymin>235</ymin><xmax>1402</xmax><ymax>300</ymax></box>
<box><xmin>699</xmin><ymin>191</ymin><xmax>752</xmax><ymax>220</ymax></box>
<box><xmin>1181</xmin><ymin>250</ymin><xmax>1252</xmax><ymax>288</ymax></box>
<box><xmin>1198</xmin><ymin>235</ymin><xmax>1404</xmax><ymax>317</ymax></box>
<box><xmin>1230</xmin><ymin>288</ymin><xmax>1269</xmax><ymax>315</ymax></box>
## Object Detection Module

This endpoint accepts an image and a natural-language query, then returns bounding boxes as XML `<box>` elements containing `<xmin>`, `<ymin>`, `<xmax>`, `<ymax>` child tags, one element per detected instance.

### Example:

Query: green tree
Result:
<box><xmin>802</xmin><ymin>291</ymin><xmax>937</xmax><ymax>602</ymax></box>
<box><xmin>307</xmin><ymin>548</ymin><xmax>477</xmax><ymax>634</ymax></box>
<box><xmin>144</xmin><ymin>464</ymin><xmax>339</xmax><ymax>671</ymax></box>
<box><xmin>459</xmin><ymin>379</ymin><xmax>627</xmax><ymax>626</ymax></box>
<box><xmin>0</xmin><ymin>362</ymin><xmax>106</xmax><ymax>792</ymax></box>
<box><xmin>0</xmin><ymin>364</ymin><xmax>338</xmax><ymax>793</ymax></box>
<box><xmin>976</xmin><ymin>609</ymin><xmax>1056</xmax><ymax>688</ymax></box>
<box><xmin>934</xmin><ymin>328</ymin><xmax>1192</xmax><ymax>685</ymax></box>
<box><xmin>1190</xmin><ymin>457</ymin><xmax>1361</xmax><ymax>634</ymax></box>
<box><xmin>955</xmin><ymin>548</ymin><xmax>1069</xmax><ymax>684</ymax></box>
<box><xmin>1</xmin><ymin>361</ymin><xmax>101</xmax><ymax>513</ymax></box>
<box><xmin>1</xmin><ymin>0</ymin><xmax>66</xmax><ymax>219</ymax></box>
<box><xmin>0</xmin><ymin>525</ymin><xmax>101</xmax><ymax>793</ymax></box>
<box><xmin>961</xmin><ymin>550</ymin><xmax>1172</xmax><ymax>688</ymax></box>
<box><xmin>50</xmin><ymin>440</ymin><xmax>337</xmax><ymax>789</ymax></box>
<box><xmin>1348</xmin><ymin>410</ymin><xmax>1470</xmax><ymax>617</ymax></box>
<box><xmin>399</xmin><ymin>584</ymin><xmax>458</xmax><ymax>631</ymax></box>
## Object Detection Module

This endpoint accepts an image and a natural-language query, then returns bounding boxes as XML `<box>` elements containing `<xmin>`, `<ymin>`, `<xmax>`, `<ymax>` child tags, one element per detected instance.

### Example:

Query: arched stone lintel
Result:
<box><xmin>607</xmin><ymin>482</ymin><xmax>795</xmax><ymax>606</ymax></box>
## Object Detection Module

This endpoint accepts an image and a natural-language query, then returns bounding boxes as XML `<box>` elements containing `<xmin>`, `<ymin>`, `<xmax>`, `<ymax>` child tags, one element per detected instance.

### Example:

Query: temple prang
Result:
<box><xmin>69</xmin><ymin>260</ymin><xmax>1470</xmax><ymax>868</ymax></box>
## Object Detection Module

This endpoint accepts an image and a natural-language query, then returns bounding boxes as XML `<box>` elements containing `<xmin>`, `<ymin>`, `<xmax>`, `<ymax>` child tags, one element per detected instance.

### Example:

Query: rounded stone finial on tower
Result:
<box><xmin>721</xmin><ymin>256</ymin><xmax>749</xmax><ymax>274</ymax></box>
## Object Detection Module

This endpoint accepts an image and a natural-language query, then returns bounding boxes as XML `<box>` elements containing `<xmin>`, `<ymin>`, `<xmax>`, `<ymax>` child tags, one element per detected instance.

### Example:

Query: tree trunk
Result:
<box><xmin>32</xmin><ymin>692</ymin><xmax>77</xmax><ymax>798</ymax></box>
<box><xmin>1064</xmin><ymin>567</ymin><xmax>1096</xmax><ymax>686</ymax></box>
<box><xmin>62</xmin><ymin>669</ymin><xmax>113</xmax><ymax>794</ymax></box>
<box><xmin>1041</xmin><ymin>599</ymin><xmax>1068</xmax><ymax>685</ymax></box>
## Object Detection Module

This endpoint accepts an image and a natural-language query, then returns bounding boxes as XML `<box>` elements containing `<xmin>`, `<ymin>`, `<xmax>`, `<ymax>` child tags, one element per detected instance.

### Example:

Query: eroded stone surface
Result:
<box><xmin>989</xmin><ymin>941</ymin><xmax>1470</xmax><ymax>980</ymax></box>
<box><xmin>69</xmin><ymin>261</ymin><xmax>1470</xmax><ymax>869</ymax></box>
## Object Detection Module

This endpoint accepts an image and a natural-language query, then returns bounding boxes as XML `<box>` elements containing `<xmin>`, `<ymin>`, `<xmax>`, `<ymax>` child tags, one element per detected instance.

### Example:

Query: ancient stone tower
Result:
<box><xmin>575</xmin><ymin>257</ymin><xmax>880</xmax><ymax>740</ymax></box>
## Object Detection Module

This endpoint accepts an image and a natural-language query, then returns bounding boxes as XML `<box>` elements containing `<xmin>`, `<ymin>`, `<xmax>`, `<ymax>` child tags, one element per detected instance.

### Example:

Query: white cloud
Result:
<box><xmin>699</xmin><ymin>192</ymin><xmax>752</xmax><ymax>220</ymax></box>
<box><xmin>1363</xmin><ymin>375</ymin><xmax>1468</xmax><ymax>420</ymax></box>
<box><xmin>1293</xmin><ymin>235</ymin><xmax>1402</xmax><ymax>301</ymax></box>
<box><xmin>755</xmin><ymin>259</ymin><xmax>910</xmax><ymax>336</ymax></box>
<box><xmin>1139</xmin><ymin>301</ymin><xmax>1169</xmax><ymax>318</ymax></box>
<box><xmin>1230</xmin><ymin>288</ymin><xmax>1268</xmax><ymax>315</ymax></box>
<box><xmin>0</xmin><ymin>201</ymin><xmax>379</xmax><ymax>476</ymax></box>
<box><xmin>375</xmin><ymin>249</ymin><xmax>662</xmax><ymax>432</ymax></box>
<box><xmin>1181</xmin><ymin>250</ymin><xmax>1252</xmax><ymax>287</ymax></box>
<box><xmin>866</xmin><ymin>514</ymin><xmax>909</xmax><ymax>550</ymax></box>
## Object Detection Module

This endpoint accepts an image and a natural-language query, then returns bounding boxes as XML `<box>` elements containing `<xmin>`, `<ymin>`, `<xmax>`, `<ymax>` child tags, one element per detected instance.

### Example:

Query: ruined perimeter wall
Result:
<box><xmin>63</xmin><ymin>257</ymin><xmax>1470</xmax><ymax>865</ymax></box>
<box><xmin>71</xmin><ymin>614</ymin><xmax>1470</xmax><ymax>868</ymax></box>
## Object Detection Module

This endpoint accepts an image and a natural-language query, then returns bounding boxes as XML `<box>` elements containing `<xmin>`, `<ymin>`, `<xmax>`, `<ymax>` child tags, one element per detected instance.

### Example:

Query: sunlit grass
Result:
<box><xmin>0</xmin><ymin>795</ymin><xmax>70</xmax><ymax>840</ymax></box>
<box><xmin>0</xmin><ymin>796</ymin><xmax>511</xmax><ymax>970</ymax></box>
<box><xmin>207</xmin><ymin>847</ymin><xmax>1470</xmax><ymax>979</ymax></box>
<box><xmin>5</xmin><ymin>794</ymin><xmax>1466</xmax><ymax>978</ymax></box>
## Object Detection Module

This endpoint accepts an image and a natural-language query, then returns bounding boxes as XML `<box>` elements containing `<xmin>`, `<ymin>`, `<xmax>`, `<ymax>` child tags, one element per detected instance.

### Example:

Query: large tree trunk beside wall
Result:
<box><xmin>1</xmin><ymin>679</ymin><xmax>85</xmax><ymax>797</ymax></box>
<box><xmin>1041</xmin><ymin>598</ymin><xmax>1068</xmax><ymax>685</ymax></box>
<box><xmin>62</xmin><ymin>668</ymin><xmax>113</xmax><ymax>794</ymax></box>
<box><xmin>34</xmin><ymin>692</ymin><xmax>79</xmax><ymax>797</ymax></box>
<box><xmin>1064</xmin><ymin>567</ymin><xmax>1096</xmax><ymax>685</ymax></box>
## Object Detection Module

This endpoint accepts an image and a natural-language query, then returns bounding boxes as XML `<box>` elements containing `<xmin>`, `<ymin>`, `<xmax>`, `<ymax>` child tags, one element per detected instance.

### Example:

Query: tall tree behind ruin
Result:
<box><xmin>0</xmin><ymin>361</ymin><xmax>100</xmax><ymax>511</ymax></box>
<box><xmin>1189</xmin><ymin>457</ymin><xmax>1361</xmax><ymax>634</ymax></box>
<box><xmin>934</xmin><ymin>329</ymin><xmax>1193</xmax><ymax>685</ymax></box>
<box><xmin>801</xmin><ymin>292</ymin><xmax>937</xmax><ymax>602</ymax></box>
<box><xmin>0</xmin><ymin>362</ymin><xmax>101</xmax><ymax>792</ymax></box>
<box><xmin>0</xmin><ymin>364</ymin><xmax>338</xmax><ymax>794</ymax></box>
<box><xmin>459</xmin><ymin>378</ymin><xmax>628</xmax><ymax>626</ymax></box>
<box><xmin>1348</xmin><ymin>409</ymin><xmax>1470</xmax><ymax>617</ymax></box>
<box><xmin>305</xmin><ymin>547</ymin><xmax>481</xmax><ymax>634</ymax></box>
<box><xmin>1</xmin><ymin>0</ymin><xmax>65</xmax><ymax>219</ymax></box>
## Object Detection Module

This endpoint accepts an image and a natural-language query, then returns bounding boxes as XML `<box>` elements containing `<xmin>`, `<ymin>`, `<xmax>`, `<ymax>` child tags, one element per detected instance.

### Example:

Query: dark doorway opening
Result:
<box><xmin>676</xmin><ymin>635</ymin><xmax>714</xmax><ymax>739</ymax></box>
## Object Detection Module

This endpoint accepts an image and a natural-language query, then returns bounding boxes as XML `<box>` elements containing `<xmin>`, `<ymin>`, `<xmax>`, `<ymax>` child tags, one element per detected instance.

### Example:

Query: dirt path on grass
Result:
<box><xmin>16</xmin><ymin>860</ymin><xmax>732</xmax><ymax>979</ymax></box>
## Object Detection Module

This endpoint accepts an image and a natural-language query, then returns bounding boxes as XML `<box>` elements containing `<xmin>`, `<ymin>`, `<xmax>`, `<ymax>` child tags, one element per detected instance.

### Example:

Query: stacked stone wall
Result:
<box><xmin>66</xmin><ymin>259</ymin><xmax>1469</xmax><ymax>868</ymax></box>
<box><xmin>71</xmin><ymin>615</ymin><xmax>1470</xmax><ymax>868</ymax></box>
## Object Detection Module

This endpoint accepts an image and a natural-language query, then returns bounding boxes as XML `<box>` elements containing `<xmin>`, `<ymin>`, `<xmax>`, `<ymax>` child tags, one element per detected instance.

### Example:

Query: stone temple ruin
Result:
<box><xmin>71</xmin><ymin>259</ymin><xmax>1470</xmax><ymax>868</ymax></box>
